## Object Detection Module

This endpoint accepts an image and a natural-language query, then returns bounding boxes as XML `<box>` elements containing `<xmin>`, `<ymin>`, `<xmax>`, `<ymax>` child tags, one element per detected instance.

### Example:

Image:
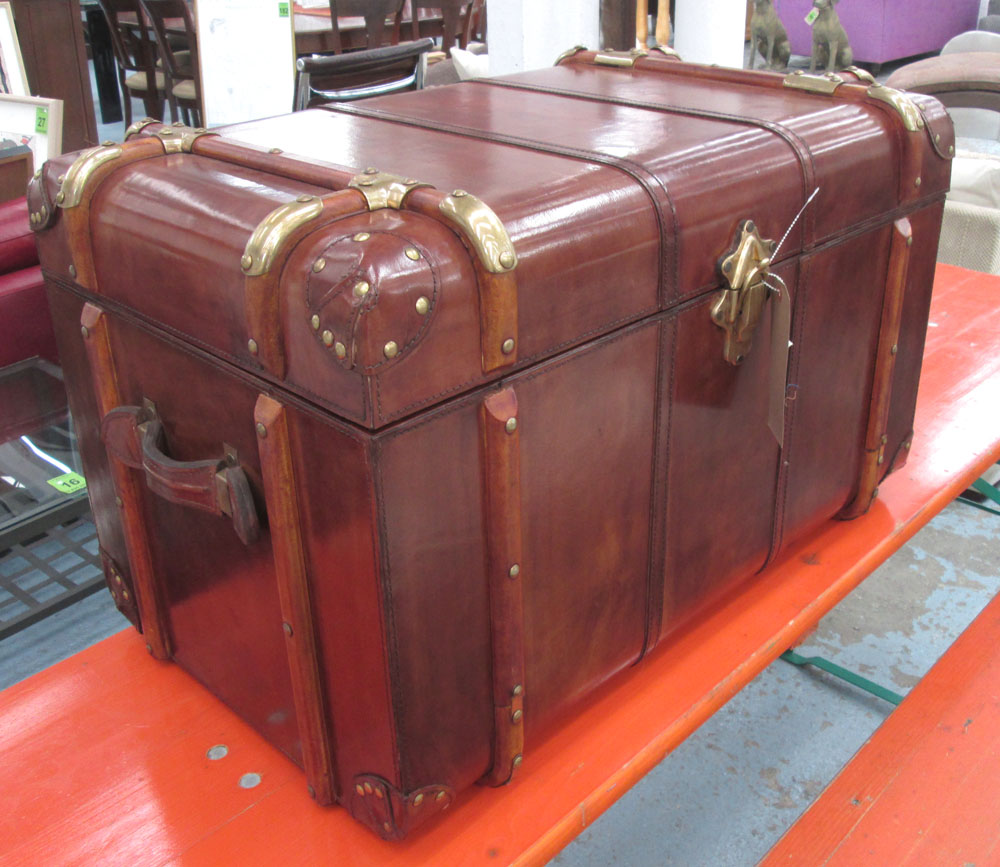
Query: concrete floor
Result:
<box><xmin>2</xmin><ymin>45</ymin><xmax>997</xmax><ymax>867</ymax></box>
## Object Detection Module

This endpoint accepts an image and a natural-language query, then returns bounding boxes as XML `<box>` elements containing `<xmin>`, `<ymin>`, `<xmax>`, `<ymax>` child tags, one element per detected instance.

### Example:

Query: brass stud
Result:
<box><xmin>949</xmin><ymin>145</ymin><xmax>955</xmax><ymax>155</ymax></box>
<box><xmin>172</xmin><ymin>120</ymin><xmax>184</xmax><ymax>127</ymax></box>
<box><xmin>452</xmin><ymin>189</ymin><xmax>467</xmax><ymax>197</ymax></box>
<box><xmin>32</xmin><ymin>169</ymin><xmax>41</xmax><ymax>179</ymax></box>
<box><xmin>255</xmin><ymin>422</ymin><xmax>267</xmax><ymax>438</ymax></box>
<box><xmin>358</xmin><ymin>178</ymin><xmax>374</xmax><ymax>187</ymax></box>
<box><xmin>297</xmin><ymin>194</ymin><xmax>314</xmax><ymax>203</ymax></box>
<box><xmin>40</xmin><ymin>205</ymin><xmax>47</xmax><ymax>218</ymax></box>
<box><xmin>310</xmin><ymin>314</ymin><xmax>320</xmax><ymax>330</ymax></box>
<box><xmin>80</xmin><ymin>324</ymin><xmax>89</xmax><ymax>338</ymax></box>
<box><xmin>374</xmin><ymin>788</ymin><xmax>383</xmax><ymax>799</ymax></box>
<box><xmin>906</xmin><ymin>236</ymin><xmax>913</xmax><ymax>247</ymax></box>
<box><xmin>102</xmin><ymin>139</ymin><xmax>115</xmax><ymax>147</ymax></box>
<box><xmin>115</xmin><ymin>495</ymin><xmax>123</xmax><ymax>507</ymax></box>
<box><xmin>312</xmin><ymin>258</ymin><xmax>326</xmax><ymax>273</ymax></box>
<box><xmin>383</xmin><ymin>340</ymin><xmax>399</xmax><ymax>359</ymax></box>
<box><xmin>935</xmin><ymin>133</ymin><xmax>941</xmax><ymax>143</ymax></box>
<box><xmin>241</xmin><ymin>253</ymin><xmax>253</xmax><ymax>270</ymax></box>
<box><xmin>353</xmin><ymin>232</ymin><xmax>370</xmax><ymax>242</ymax></box>
<box><xmin>512</xmin><ymin>684</ymin><xmax>523</xmax><ymax>696</ymax></box>
<box><xmin>29</xmin><ymin>212</ymin><xmax>36</xmax><ymax>224</ymax></box>
<box><xmin>404</xmin><ymin>247</ymin><xmax>421</xmax><ymax>261</ymax></box>
<box><xmin>364</xmin><ymin>166</ymin><xmax>378</xmax><ymax>175</ymax></box>
<box><xmin>122</xmin><ymin>589</ymin><xmax>129</xmax><ymax>600</ymax></box>
<box><xmin>890</xmin><ymin>344</ymin><xmax>898</xmax><ymax>355</ymax></box>
<box><xmin>114</xmin><ymin>573</ymin><xmax>123</xmax><ymax>584</ymax></box>
<box><xmin>914</xmin><ymin>176</ymin><xmax>922</xmax><ymax>187</ymax></box>
<box><xmin>334</xmin><ymin>341</ymin><xmax>347</xmax><ymax>359</ymax></box>
<box><xmin>160</xmin><ymin>128</ymin><xmax>174</xmax><ymax>136</ymax></box>
<box><xmin>68</xmin><ymin>264</ymin><xmax>76</xmax><ymax>278</ymax></box>
<box><xmin>415</xmin><ymin>296</ymin><xmax>430</xmax><ymax>315</ymax></box>
<box><xmin>505</xmin><ymin>417</ymin><xmax>517</xmax><ymax>434</ymax></box>
<box><xmin>499</xmin><ymin>251</ymin><xmax>516</xmax><ymax>270</ymax></box>
<box><xmin>247</xmin><ymin>338</ymin><xmax>259</xmax><ymax>355</ymax></box>
<box><xmin>512</xmin><ymin>754</ymin><xmax>523</xmax><ymax>769</ymax></box>
<box><xmin>146</xmin><ymin>643</ymin><xmax>153</xmax><ymax>654</ymax></box>
<box><xmin>353</xmin><ymin>280</ymin><xmax>370</xmax><ymax>298</ymax></box>
<box><xmin>404</xmin><ymin>178</ymin><xmax>418</xmax><ymax>185</ymax></box>
<box><xmin>501</xmin><ymin>338</ymin><xmax>515</xmax><ymax>355</ymax></box>
<box><xmin>383</xmin><ymin>821</ymin><xmax>392</xmax><ymax>833</ymax></box>
<box><xmin>873</xmin><ymin>486</ymin><xmax>879</xmax><ymax>497</ymax></box>
<box><xmin>746</xmin><ymin>221</ymin><xmax>755</xmax><ymax>233</ymax></box>
<box><xmin>880</xmin><ymin>434</ymin><xmax>888</xmax><ymax>444</ymax></box>
<box><xmin>282</xmin><ymin>622</ymin><xmax>293</xmax><ymax>636</ymax></box>
<box><xmin>435</xmin><ymin>791</ymin><xmax>446</xmax><ymax>802</ymax></box>
<box><xmin>307</xmin><ymin>785</ymin><xmax>315</xmax><ymax>798</ymax></box>
<box><xmin>364</xmin><ymin>782</ymin><xmax>373</xmax><ymax>794</ymax></box>
<box><xmin>413</xmin><ymin>793</ymin><xmax>424</xmax><ymax>807</ymax></box>
<box><xmin>877</xmin><ymin>454</ymin><xmax>885</xmax><ymax>465</ymax></box>
<box><xmin>269</xmin><ymin>147</ymin><xmax>282</xmax><ymax>154</ymax></box>
<box><xmin>322</xmin><ymin>329</ymin><xmax>334</xmax><ymax>346</ymax></box>
<box><xmin>194</xmin><ymin>127</ymin><xmax>207</xmax><ymax>135</ymax></box>
<box><xmin>355</xmin><ymin>783</ymin><xmax>365</xmax><ymax>796</ymax></box>
<box><xmin>57</xmin><ymin>174</ymin><xmax>65</xmax><ymax>184</ymax></box>
<box><xmin>511</xmin><ymin>709</ymin><xmax>523</xmax><ymax>723</ymax></box>
<box><xmin>508</xmin><ymin>564</ymin><xmax>520</xmax><ymax>579</ymax></box>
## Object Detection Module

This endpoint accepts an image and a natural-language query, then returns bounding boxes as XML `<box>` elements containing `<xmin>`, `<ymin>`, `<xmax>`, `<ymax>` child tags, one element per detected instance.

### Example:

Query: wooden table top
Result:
<box><xmin>2</xmin><ymin>263</ymin><xmax>999</xmax><ymax>865</ymax></box>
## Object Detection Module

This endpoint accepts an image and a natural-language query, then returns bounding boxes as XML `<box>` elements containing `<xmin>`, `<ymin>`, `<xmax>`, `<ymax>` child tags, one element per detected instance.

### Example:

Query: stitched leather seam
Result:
<box><xmin>321</xmin><ymin>102</ymin><xmax>679</xmax><ymax>304</ymax></box>
<box><xmin>370</xmin><ymin>441</ymin><xmax>405</xmax><ymax>783</ymax></box>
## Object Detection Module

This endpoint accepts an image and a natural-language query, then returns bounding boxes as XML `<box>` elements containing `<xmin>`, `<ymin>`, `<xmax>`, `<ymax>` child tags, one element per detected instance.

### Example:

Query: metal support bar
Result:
<box><xmin>780</xmin><ymin>650</ymin><xmax>904</xmax><ymax>706</ymax></box>
<box><xmin>957</xmin><ymin>474</ymin><xmax>1000</xmax><ymax>517</ymax></box>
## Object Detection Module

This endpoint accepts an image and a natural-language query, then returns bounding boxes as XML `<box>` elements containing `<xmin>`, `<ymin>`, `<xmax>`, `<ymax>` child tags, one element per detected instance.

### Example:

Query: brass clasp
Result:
<box><xmin>711</xmin><ymin>220</ymin><xmax>777</xmax><ymax>365</ymax></box>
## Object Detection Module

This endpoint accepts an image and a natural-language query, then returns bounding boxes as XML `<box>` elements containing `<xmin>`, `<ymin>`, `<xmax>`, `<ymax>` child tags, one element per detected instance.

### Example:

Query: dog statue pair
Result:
<box><xmin>751</xmin><ymin>0</ymin><xmax>853</xmax><ymax>73</ymax></box>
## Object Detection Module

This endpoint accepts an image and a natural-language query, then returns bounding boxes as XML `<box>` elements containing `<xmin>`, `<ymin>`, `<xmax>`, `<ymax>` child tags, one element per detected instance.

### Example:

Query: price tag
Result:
<box><xmin>804</xmin><ymin>8</ymin><xmax>819</xmax><ymax>25</ymax></box>
<box><xmin>35</xmin><ymin>106</ymin><xmax>49</xmax><ymax>134</ymax></box>
<box><xmin>47</xmin><ymin>472</ymin><xmax>87</xmax><ymax>494</ymax></box>
<box><xmin>278</xmin><ymin>2</ymin><xmax>289</xmax><ymax>16</ymax></box>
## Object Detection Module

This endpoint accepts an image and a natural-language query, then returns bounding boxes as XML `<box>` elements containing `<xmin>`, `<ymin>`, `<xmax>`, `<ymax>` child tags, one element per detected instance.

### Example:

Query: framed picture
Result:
<box><xmin>0</xmin><ymin>94</ymin><xmax>63</xmax><ymax>168</ymax></box>
<box><xmin>0</xmin><ymin>2</ymin><xmax>28</xmax><ymax>96</ymax></box>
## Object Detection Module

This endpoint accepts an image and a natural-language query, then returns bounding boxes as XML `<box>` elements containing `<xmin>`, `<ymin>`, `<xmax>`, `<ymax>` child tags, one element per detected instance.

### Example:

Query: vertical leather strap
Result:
<box><xmin>839</xmin><ymin>217</ymin><xmax>913</xmax><ymax>518</ymax></box>
<box><xmin>80</xmin><ymin>302</ymin><xmax>172</xmax><ymax>659</ymax></box>
<box><xmin>479</xmin><ymin>387</ymin><xmax>526</xmax><ymax>785</ymax></box>
<box><xmin>254</xmin><ymin>394</ymin><xmax>338</xmax><ymax>805</ymax></box>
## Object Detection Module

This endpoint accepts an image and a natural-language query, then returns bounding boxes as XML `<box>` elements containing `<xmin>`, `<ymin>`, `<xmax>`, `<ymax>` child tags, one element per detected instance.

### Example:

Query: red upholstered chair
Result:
<box><xmin>0</xmin><ymin>197</ymin><xmax>57</xmax><ymax>368</ymax></box>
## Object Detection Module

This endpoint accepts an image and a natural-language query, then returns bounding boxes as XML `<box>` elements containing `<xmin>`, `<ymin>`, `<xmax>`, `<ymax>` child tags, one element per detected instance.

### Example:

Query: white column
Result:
<box><xmin>673</xmin><ymin>0</ymin><xmax>746</xmax><ymax>68</ymax></box>
<box><xmin>489</xmin><ymin>0</ymin><xmax>601</xmax><ymax>76</ymax></box>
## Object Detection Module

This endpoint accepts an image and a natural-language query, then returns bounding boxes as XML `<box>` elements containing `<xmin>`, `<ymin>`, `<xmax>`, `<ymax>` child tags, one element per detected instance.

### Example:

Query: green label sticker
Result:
<box><xmin>278</xmin><ymin>2</ymin><xmax>289</xmax><ymax>16</ymax></box>
<box><xmin>35</xmin><ymin>106</ymin><xmax>48</xmax><ymax>134</ymax></box>
<box><xmin>47</xmin><ymin>472</ymin><xmax>87</xmax><ymax>494</ymax></box>
<box><xmin>804</xmin><ymin>8</ymin><xmax>819</xmax><ymax>25</ymax></box>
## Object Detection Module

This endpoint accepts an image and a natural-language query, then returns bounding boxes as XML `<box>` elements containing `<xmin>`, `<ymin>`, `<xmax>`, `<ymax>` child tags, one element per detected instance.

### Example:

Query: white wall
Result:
<box><xmin>673</xmin><ymin>0</ymin><xmax>746</xmax><ymax>67</ymax></box>
<box><xmin>489</xmin><ymin>0</ymin><xmax>601</xmax><ymax>75</ymax></box>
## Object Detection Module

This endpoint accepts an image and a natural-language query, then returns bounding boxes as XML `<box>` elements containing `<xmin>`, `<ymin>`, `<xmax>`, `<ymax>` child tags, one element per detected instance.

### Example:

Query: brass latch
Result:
<box><xmin>711</xmin><ymin>221</ymin><xmax>777</xmax><ymax>365</ymax></box>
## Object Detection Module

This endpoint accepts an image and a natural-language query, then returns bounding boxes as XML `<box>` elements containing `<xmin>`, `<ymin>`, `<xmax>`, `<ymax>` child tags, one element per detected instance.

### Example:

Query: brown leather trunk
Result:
<box><xmin>30</xmin><ymin>52</ymin><xmax>951</xmax><ymax>840</ymax></box>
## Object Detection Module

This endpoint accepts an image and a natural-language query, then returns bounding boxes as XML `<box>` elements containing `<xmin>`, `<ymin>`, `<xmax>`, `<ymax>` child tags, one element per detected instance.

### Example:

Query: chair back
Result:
<box><xmin>941</xmin><ymin>30</ymin><xmax>1000</xmax><ymax>55</ymax></box>
<box><xmin>329</xmin><ymin>0</ymin><xmax>406</xmax><ymax>51</ymax></box>
<box><xmin>139</xmin><ymin>0</ymin><xmax>202</xmax><ymax>123</ymax></box>
<box><xmin>294</xmin><ymin>38</ymin><xmax>433</xmax><ymax>111</ymax></box>
<box><xmin>408</xmin><ymin>0</ymin><xmax>474</xmax><ymax>53</ymax></box>
<box><xmin>97</xmin><ymin>0</ymin><xmax>158</xmax><ymax>77</ymax></box>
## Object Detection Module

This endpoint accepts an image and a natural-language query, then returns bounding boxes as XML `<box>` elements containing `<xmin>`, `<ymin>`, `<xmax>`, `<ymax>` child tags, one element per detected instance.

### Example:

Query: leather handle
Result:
<box><xmin>102</xmin><ymin>406</ymin><xmax>261</xmax><ymax>546</ymax></box>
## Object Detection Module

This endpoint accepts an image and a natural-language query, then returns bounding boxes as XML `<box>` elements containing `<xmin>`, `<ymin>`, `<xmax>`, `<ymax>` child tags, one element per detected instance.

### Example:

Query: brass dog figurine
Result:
<box><xmin>809</xmin><ymin>0</ymin><xmax>853</xmax><ymax>72</ymax></box>
<box><xmin>750</xmin><ymin>0</ymin><xmax>791</xmax><ymax>70</ymax></box>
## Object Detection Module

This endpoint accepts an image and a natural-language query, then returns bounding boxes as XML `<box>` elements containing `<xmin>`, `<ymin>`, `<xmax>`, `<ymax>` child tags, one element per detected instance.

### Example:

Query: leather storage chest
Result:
<box><xmin>29</xmin><ymin>51</ymin><xmax>951</xmax><ymax>839</ymax></box>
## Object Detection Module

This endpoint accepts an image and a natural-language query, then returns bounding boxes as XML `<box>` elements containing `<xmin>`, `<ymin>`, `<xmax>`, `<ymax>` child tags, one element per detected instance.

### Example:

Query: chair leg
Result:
<box><xmin>119</xmin><ymin>72</ymin><xmax>133</xmax><ymax>127</ymax></box>
<box><xmin>141</xmin><ymin>88</ymin><xmax>163</xmax><ymax>122</ymax></box>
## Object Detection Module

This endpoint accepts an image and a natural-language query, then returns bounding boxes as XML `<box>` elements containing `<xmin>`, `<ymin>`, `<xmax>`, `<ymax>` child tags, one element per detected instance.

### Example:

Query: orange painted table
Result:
<box><xmin>762</xmin><ymin>578</ymin><xmax>1000</xmax><ymax>865</ymax></box>
<box><xmin>2</xmin><ymin>263</ymin><xmax>1000</xmax><ymax>866</ymax></box>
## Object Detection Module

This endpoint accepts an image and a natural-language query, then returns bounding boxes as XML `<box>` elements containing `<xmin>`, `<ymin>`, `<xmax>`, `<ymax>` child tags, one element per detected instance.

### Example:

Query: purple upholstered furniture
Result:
<box><xmin>779</xmin><ymin>0</ymin><xmax>980</xmax><ymax>68</ymax></box>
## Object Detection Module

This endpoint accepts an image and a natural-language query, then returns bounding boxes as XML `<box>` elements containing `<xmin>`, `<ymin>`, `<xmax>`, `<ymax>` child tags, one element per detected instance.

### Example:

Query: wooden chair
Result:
<box><xmin>96</xmin><ymin>0</ymin><xmax>165</xmax><ymax>125</ymax></box>
<box><xmin>139</xmin><ymin>0</ymin><xmax>202</xmax><ymax>127</ymax></box>
<box><xmin>407</xmin><ymin>0</ymin><xmax>475</xmax><ymax>53</ymax></box>
<box><xmin>294</xmin><ymin>38</ymin><xmax>433</xmax><ymax>111</ymax></box>
<box><xmin>327</xmin><ymin>0</ymin><xmax>406</xmax><ymax>52</ymax></box>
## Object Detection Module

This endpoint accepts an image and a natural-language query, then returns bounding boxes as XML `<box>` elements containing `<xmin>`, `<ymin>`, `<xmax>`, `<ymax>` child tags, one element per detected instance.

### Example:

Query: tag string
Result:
<box><xmin>772</xmin><ymin>186</ymin><xmax>820</xmax><ymax>260</ymax></box>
